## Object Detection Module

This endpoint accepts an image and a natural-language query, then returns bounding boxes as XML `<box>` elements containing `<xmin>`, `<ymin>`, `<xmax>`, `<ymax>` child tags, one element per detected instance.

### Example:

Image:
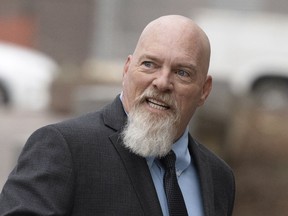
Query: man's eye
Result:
<box><xmin>177</xmin><ymin>70</ymin><xmax>190</xmax><ymax>77</ymax></box>
<box><xmin>142</xmin><ymin>61</ymin><xmax>153</xmax><ymax>68</ymax></box>
<box><xmin>176</xmin><ymin>69</ymin><xmax>194</xmax><ymax>83</ymax></box>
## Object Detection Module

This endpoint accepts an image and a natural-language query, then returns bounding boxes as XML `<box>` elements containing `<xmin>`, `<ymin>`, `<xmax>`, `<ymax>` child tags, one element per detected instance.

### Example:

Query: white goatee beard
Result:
<box><xmin>121</xmin><ymin>89</ymin><xmax>180</xmax><ymax>157</ymax></box>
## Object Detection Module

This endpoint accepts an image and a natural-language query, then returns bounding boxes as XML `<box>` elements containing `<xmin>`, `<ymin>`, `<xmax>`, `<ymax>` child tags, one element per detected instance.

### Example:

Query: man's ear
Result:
<box><xmin>198</xmin><ymin>75</ymin><xmax>212</xmax><ymax>106</ymax></box>
<box><xmin>123</xmin><ymin>55</ymin><xmax>132</xmax><ymax>77</ymax></box>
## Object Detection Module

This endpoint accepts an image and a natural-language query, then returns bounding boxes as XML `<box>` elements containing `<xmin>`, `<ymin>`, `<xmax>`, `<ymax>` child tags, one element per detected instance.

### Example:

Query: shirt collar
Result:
<box><xmin>119</xmin><ymin>92</ymin><xmax>127</xmax><ymax>114</ymax></box>
<box><xmin>146</xmin><ymin>127</ymin><xmax>191</xmax><ymax>175</ymax></box>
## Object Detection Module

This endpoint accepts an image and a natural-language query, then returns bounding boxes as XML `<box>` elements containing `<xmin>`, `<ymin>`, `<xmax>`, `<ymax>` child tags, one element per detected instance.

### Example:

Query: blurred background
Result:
<box><xmin>0</xmin><ymin>0</ymin><xmax>288</xmax><ymax>215</ymax></box>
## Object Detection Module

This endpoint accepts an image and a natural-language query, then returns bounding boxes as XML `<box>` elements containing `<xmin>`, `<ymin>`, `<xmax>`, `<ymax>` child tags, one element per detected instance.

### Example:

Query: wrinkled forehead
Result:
<box><xmin>136</xmin><ymin>23</ymin><xmax>205</xmax><ymax>59</ymax></box>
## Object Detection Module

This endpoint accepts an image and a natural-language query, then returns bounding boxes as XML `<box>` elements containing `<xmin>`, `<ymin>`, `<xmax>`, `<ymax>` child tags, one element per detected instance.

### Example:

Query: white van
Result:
<box><xmin>194</xmin><ymin>9</ymin><xmax>288</xmax><ymax>112</ymax></box>
<box><xmin>0</xmin><ymin>42</ymin><xmax>58</xmax><ymax>110</ymax></box>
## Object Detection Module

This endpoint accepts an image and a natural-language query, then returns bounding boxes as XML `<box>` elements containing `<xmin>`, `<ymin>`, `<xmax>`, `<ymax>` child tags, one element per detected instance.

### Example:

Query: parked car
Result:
<box><xmin>0</xmin><ymin>42</ymin><xmax>59</xmax><ymax>110</ymax></box>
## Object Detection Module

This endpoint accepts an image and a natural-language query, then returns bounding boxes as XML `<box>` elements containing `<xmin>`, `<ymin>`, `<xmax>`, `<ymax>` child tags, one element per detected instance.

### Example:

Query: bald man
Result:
<box><xmin>0</xmin><ymin>15</ymin><xmax>235</xmax><ymax>216</ymax></box>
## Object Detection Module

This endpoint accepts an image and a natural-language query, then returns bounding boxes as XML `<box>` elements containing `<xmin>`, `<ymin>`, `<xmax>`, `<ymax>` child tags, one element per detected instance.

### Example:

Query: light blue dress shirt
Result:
<box><xmin>146</xmin><ymin>128</ymin><xmax>204</xmax><ymax>216</ymax></box>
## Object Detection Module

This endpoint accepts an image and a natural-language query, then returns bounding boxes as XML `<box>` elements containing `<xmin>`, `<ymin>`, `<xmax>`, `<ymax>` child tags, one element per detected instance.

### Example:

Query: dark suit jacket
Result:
<box><xmin>0</xmin><ymin>96</ymin><xmax>235</xmax><ymax>216</ymax></box>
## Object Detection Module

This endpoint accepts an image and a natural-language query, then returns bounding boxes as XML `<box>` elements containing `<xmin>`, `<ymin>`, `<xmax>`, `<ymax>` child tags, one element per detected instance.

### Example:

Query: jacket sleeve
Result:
<box><xmin>0</xmin><ymin>125</ymin><xmax>75</xmax><ymax>216</ymax></box>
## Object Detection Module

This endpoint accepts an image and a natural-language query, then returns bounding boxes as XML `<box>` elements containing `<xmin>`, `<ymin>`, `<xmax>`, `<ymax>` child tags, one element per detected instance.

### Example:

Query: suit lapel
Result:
<box><xmin>103</xmin><ymin>96</ymin><xmax>163</xmax><ymax>216</ymax></box>
<box><xmin>110</xmin><ymin>133</ymin><xmax>163</xmax><ymax>216</ymax></box>
<box><xmin>189</xmin><ymin>135</ymin><xmax>215</xmax><ymax>216</ymax></box>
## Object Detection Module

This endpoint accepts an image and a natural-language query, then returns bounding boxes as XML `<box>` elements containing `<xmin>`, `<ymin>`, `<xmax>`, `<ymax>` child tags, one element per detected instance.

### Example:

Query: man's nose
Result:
<box><xmin>152</xmin><ymin>68</ymin><xmax>173</xmax><ymax>92</ymax></box>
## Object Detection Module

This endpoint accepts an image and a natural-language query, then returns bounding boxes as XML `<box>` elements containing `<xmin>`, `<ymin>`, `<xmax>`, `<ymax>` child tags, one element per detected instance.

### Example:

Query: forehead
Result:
<box><xmin>136</xmin><ymin>31</ymin><xmax>201</xmax><ymax>65</ymax></box>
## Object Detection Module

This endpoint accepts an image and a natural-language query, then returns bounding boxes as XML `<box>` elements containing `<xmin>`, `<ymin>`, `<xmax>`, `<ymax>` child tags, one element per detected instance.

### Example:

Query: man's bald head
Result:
<box><xmin>134</xmin><ymin>15</ymin><xmax>211</xmax><ymax>75</ymax></box>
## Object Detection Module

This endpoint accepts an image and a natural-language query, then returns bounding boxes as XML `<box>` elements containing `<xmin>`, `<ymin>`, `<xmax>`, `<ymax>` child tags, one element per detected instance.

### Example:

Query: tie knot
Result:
<box><xmin>160</xmin><ymin>150</ymin><xmax>176</xmax><ymax>169</ymax></box>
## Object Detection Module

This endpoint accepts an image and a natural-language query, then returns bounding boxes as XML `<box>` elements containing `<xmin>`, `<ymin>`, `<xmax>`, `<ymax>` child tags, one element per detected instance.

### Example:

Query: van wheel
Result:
<box><xmin>252</xmin><ymin>79</ymin><xmax>288</xmax><ymax>110</ymax></box>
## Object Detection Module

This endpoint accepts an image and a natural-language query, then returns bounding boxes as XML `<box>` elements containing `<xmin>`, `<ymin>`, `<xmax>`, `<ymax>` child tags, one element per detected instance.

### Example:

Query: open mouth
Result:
<box><xmin>146</xmin><ymin>98</ymin><xmax>170</xmax><ymax>110</ymax></box>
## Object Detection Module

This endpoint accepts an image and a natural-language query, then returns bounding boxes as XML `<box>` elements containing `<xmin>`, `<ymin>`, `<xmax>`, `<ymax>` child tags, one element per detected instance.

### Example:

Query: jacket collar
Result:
<box><xmin>103</xmin><ymin>95</ymin><xmax>127</xmax><ymax>131</ymax></box>
<box><xmin>103</xmin><ymin>96</ymin><xmax>163</xmax><ymax>216</ymax></box>
<box><xmin>188</xmin><ymin>135</ymin><xmax>215</xmax><ymax>216</ymax></box>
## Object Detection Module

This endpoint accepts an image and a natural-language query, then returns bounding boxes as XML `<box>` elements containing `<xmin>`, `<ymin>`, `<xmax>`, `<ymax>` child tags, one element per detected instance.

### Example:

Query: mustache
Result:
<box><xmin>135</xmin><ymin>88</ymin><xmax>177</xmax><ymax>111</ymax></box>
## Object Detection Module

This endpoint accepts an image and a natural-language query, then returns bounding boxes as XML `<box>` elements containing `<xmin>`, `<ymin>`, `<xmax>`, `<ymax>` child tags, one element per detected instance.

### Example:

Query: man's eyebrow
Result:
<box><xmin>176</xmin><ymin>63</ymin><xmax>198</xmax><ymax>72</ymax></box>
<box><xmin>139</xmin><ymin>54</ymin><xmax>161</xmax><ymax>62</ymax></box>
<box><xmin>139</xmin><ymin>54</ymin><xmax>198</xmax><ymax>72</ymax></box>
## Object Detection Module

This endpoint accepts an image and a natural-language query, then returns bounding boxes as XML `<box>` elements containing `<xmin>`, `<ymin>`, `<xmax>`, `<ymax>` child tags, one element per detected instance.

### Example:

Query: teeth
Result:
<box><xmin>147</xmin><ymin>99</ymin><xmax>169</xmax><ymax>110</ymax></box>
<box><xmin>149</xmin><ymin>102</ymin><xmax>167</xmax><ymax>110</ymax></box>
<box><xmin>149</xmin><ymin>99</ymin><xmax>167</xmax><ymax>106</ymax></box>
